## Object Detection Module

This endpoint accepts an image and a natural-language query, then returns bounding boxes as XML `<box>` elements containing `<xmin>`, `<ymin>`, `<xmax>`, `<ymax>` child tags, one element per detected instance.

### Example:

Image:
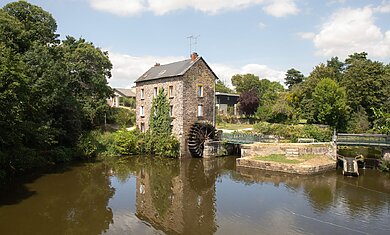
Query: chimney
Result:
<box><xmin>191</xmin><ymin>52</ymin><xmax>198</xmax><ymax>61</ymax></box>
<box><xmin>154</xmin><ymin>62</ymin><xmax>160</xmax><ymax>66</ymax></box>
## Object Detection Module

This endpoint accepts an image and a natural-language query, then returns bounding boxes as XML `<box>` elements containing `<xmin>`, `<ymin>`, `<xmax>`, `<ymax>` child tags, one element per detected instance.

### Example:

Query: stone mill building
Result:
<box><xmin>135</xmin><ymin>53</ymin><xmax>218</xmax><ymax>157</ymax></box>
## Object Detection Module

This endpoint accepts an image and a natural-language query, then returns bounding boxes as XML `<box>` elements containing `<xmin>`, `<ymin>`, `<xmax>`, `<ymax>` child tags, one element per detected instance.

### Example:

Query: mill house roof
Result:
<box><xmin>135</xmin><ymin>53</ymin><xmax>218</xmax><ymax>83</ymax></box>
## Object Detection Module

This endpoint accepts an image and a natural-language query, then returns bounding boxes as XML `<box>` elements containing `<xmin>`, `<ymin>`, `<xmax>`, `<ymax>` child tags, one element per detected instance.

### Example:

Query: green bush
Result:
<box><xmin>154</xmin><ymin>134</ymin><xmax>180</xmax><ymax>158</ymax></box>
<box><xmin>113</xmin><ymin>129</ymin><xmax>140</xmax><ymax>155</ymax></box>
<box><xmin>253</xmin><ymin>122</ymin><xmax>332</xmax><ymax>142</ymax></box>
<box><xmin>379</xmin><ymin>159</ymin><xmax>390</xmax><ymax>172</ymax></box>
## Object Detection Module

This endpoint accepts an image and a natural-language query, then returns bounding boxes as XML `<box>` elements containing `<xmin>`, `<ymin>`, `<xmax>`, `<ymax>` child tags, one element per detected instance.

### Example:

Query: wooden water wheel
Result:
<box><xmin>188</xmin><ymin>122</ymin><xmax>217</xmax><ymax>158</ymax></box>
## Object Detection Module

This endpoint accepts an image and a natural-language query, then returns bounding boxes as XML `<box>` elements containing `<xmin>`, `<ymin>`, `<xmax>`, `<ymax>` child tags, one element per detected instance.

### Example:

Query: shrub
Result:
<box><xmin>378</xmin><ymin>160</ymin><xmax>390</xmax><ymax>172</ymax></box>
<box><xmin>253</xmin><ymin>122</ymin><xmax>332</xmax><ymax>142</ymax></box>
<box><xmin>113</xmin><ymin>129</ymin><xmax>140</xmax><ymax>155</ymax></box>
<box><xmin>154</xmin><ymin>134</ymin><xmax>180</xmax><ymax>158</ymax></box>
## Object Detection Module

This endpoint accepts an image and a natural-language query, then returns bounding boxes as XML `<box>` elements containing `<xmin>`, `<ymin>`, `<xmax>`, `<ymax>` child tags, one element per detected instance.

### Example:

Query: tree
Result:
<box><xmin>215</xmin><ymin>80</ymin><xmax>233</xmax><ymax>93</ymax></box>
<box><xmin>238</xmin><ymin>89</ymin><xmax>259</xmax><ymax>116</ymax></box>
<box><xmin>3</xmin><ymin>1</ymin><xmax>58</xmax><ymax>52</ymax></box>
<box><xmin>231</xmin><ymin>74</ymin><xmax>261</xmax><ymax>93</ymax></box>
<box><xmin>285</xmin><ymin>68</ymin><xmax>305</xmax><ymax>89</ymax></box>
<box><xmin>312</xmin><ymin>78</ymin><xmax>347</xmax><ymax>128</ymax></box>
<box><xmin>149</xmin><ymin>88</ymin><xmax>172</xmax><ymax>135</ymax></box>
<box><xmin>342</xmin><ymin>53</ymin><xmax>389</xmax><ymax>119</ymax></box>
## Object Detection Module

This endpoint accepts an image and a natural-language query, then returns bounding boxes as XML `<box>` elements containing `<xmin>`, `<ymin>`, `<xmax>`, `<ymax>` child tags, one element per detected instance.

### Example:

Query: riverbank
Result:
<box><xmin>236</xmin><ymin>155</ymin><xmax>336</xmax><ymax>174</ymax></box>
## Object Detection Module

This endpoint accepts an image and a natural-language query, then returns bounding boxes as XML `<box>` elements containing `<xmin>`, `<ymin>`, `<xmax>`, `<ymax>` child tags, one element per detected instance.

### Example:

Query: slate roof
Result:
<box><xmin>114</xmin><ymin>88</ymin><xmax>136</xmax><ymax>97</ymax></box>
<box><xmin>135</xmin><ymin>56</ymin><xmax>218</xmax><ymax>83</ymax></box>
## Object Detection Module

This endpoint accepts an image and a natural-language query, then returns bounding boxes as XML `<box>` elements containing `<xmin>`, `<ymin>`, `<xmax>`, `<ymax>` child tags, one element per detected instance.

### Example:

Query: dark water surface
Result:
<box><xmin>1</xmin><ymin>157</ymin><xmax>389</xmax><ymax>235</ymax></box>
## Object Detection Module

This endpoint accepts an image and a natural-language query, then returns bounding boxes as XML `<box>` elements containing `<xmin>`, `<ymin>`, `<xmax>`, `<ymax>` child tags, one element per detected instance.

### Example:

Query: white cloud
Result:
<box><xmin>263</xmin><ymin>0</ymin><xmax>299</xmax><ymax>17</ymax></box>
<box><xmin>374</xmin><ymin>1</ymin><xmax>390</xmax><ymax>13</ymax></box>
<box><xmin>211</xmin><ymin>62</ymin><xmax>285</xmax><ymax>88</ymax></box>
<box><xmin>88</xmin><ymin>0</ymin><xmax>300</xmax><ymax>17</ymax></box>
<box><xmin>107</xmin><ymin>52</ymin><xmax>285</xmax><ymax>89</ymax></box>
<box><xmin>302</xmin><ymin>6</ymin><xmax>390</xmax><ymax>58</ymax></box>
<box><xmin>297</xmin><ymin>32</ymin><xmax>315</xmax><ymax>39</ymax></box>
<box><xmin>88</xmin><ymin>0</ymin><xmax>266</xmax><ymax>15</ymax></box>
<box><xmin>107</xmin><ymin>51</ymin><xmax>185</xmax><ymax>88</ymax></box>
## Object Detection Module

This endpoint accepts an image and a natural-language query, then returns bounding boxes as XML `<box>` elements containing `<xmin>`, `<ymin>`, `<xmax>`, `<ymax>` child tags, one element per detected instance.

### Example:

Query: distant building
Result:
<box><xmin>215</xmin><ymin>92</ymin><xmax>239</xmax><ymax>115</ymax></box>
<box><xmin>135</xmin><ymin>53</ymin><xmax>218</xmax><ymax>157</ymax></box>
<box><xmin>109</xmin><ymin>88</ymin><xmax>136</xmax><ymax>108</ymax></box>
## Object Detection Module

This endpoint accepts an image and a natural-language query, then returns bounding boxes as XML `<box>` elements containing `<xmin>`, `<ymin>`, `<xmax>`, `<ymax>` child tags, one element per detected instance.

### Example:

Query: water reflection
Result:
<box><xmin>135</xmin><ymin>157</ymin><xmax>230</xmax><ymax>235</ymax></box>
<box><xmin>1</xmin><ymin>157</ymin><xmax>389</xmax><ymax>235</ymax></box>
<box><xmin>0</xmin><ymin>163</ymin><xmax>114</xmax><ymax>234</ymax></box>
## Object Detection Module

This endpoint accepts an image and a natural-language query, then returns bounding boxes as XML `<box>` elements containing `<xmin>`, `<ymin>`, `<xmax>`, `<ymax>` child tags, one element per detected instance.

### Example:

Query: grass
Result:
<box><xmin>217</xmin><ymin>122</ymin><xmax>253</xmax><ymax>130</ymax></box>
<box><xmin>253</xmin><ymin>154</ymin><xmax>318</xmax><ymax>164</ymax></box>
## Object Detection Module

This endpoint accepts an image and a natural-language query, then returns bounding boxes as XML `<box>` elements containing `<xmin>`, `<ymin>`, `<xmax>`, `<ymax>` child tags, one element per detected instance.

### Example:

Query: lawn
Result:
<box><xmin>253</xmin><ymin>154</ymin><xmax>318</xmax><ymax>164</ymax></box>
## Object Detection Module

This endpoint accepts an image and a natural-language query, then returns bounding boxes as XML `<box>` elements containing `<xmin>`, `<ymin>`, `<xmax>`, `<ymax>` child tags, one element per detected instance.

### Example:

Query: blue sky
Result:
<box><xmin>2</xmin><ymin>0</ymin><xmax>390</xmax><ymax>88</ymax></box>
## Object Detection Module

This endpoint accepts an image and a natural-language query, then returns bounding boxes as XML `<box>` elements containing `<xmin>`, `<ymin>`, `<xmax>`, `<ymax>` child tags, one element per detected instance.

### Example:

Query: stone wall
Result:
<box><xmin>136</xmin><ymin>77</ymin><xmax>184</xmax><ymax>140</ymax></box>
<box><xmin>181</xmin><ymin>59</ymin><xmax>216</xmax><ymax>156</ymax></box>
<box><xmin>241</xmin><ymin>142</ymin><xmax>337</xmax><ymax>159</ymax></box>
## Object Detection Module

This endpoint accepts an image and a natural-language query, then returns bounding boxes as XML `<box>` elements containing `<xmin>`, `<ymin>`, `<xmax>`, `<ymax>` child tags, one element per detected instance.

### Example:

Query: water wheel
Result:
<box><xmin>188</xmin><ymin>122</ymin><xmax>217</xmax><ymax>158</ymax></box>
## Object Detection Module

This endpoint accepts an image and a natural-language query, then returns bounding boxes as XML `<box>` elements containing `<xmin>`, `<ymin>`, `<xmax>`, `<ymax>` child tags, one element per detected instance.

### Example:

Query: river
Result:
<box><xmin>1</xmin><ymin>156</ymin><xmax>389</xmax><ymax>235</ymax></box>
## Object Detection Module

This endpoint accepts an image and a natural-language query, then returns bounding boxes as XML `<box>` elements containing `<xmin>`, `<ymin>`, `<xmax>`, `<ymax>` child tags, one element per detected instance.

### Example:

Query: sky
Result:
<box><xmin>1</xmin><ymin>0</ymin><xmax>390</xmax><ymax>88</ymax></box>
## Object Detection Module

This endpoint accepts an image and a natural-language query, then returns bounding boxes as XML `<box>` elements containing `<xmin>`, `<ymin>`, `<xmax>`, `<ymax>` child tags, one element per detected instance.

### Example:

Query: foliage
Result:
<box><xmin>149</xmin><ymin>88</ymin><xmax>172</xmax><ymax>135</ymax></box>
<box><xmin>346</xmin><ymin>108</ymin><xmax>370</xmax><ymax>133</ymax></box>
<box><xmin>285</xmin><ymin>68</ymin><xmax>305</xmax><ymax>89</ymax></box>
<box><xmin>0</xmin><ymin>1</ymin><xmax>113</xmax><ymax>179</ymax></box>
<box><xmin>238</xmin><ymin>89</ymin><xmax>259</xmax><ymax>116</ymax></box>
<box><xmin>115</xmin><ymin>108</ymin><xmax>135</xmax><ymax>128</ymax></box>
<box><xmin>231</xmin><ymin>73</ymin><xmax>261</xmax><ymax>93</ymax></box>
<box><xmin>378</xmin><ymin>159</ymin><xmax>390</xmax><ymax>172</ymax></box>
<box><xmin>371</xmin><ymin>107</ymin><xmax>390</xmax><ymax>134</ymax></box>
<box><xmin>312</xmin><ymin>78</ymin><xmax>348</xmax><ymax>129</ymax></box>
<box><xmin>215</xmin><ymin>80</ymin><xmax>233</xmax><ymax>93</ymax></box>
<box><xmin>253</xmin><ymin>122</ymin><xmax>332</xmax><ymax>142</ymax></box>
<box><xmin>111</xmin><ymin>129</ymin><xmax>180</xmax><ymax>158</ymax></box>
<box><xmin>120</xmin><ymin>97</ymin><xmax>135</xmax><ymax>108</ymax></box>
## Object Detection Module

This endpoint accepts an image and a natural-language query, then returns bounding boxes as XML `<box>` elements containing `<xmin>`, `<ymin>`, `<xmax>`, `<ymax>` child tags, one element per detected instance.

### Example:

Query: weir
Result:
<box><xmin>338</xmin><ymin>155</ymin><xmax>364</xmax><ymax>177</ymax></box>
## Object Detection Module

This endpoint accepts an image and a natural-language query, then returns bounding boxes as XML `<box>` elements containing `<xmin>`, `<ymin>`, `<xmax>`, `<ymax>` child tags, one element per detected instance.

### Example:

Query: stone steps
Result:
<box><xmin>285</xmin><ymin>148</ymin><xmax>299</xmax><ymax>157</ymax></box>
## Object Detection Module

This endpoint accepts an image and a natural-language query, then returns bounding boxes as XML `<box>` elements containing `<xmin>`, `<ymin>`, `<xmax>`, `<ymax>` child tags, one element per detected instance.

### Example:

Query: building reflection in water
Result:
<box><xmin>135</xmin><ymin>158</ymin><xmax>231</xmax><ymax>235</ymax></box>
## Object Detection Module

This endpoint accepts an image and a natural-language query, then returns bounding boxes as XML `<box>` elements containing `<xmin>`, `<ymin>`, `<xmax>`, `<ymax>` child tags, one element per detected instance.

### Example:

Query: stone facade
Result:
<box><xmin>136</xmin><ymin>55</ymin><xmax>217</xmax><ymax>157</ymax></box>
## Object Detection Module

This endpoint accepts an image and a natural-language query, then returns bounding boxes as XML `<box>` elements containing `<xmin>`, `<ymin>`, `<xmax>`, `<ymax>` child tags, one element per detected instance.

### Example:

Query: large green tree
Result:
<box><xmin>285</xmin><ymin>68</ymin><xmax>305</xmax><ymax>89</ymax></box>
<box><xmin>231</xmin><ymin>73</ymin><xmax>261</xmax><ymax>93</ymax></box>
<box><xmin>312</xmin><ymin>78</ymin><xmax>348</xmax><ymax>128</ymax></box>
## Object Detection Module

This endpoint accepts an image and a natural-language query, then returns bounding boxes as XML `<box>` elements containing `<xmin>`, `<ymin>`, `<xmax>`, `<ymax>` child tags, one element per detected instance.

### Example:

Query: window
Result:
<box><xmin>140</xmin><ymin>106</ymin><xmax>144</xmax><ymax>117</ymax></box>
<box><xmin>169</xmin><ymin>105</ymin><xmax>173</xmax><ymax>117</ymax></box>
<box><xmin>153</xmin><ymin>87</ymin><xmax>158</xmax><ymax>97</ymax></box>
<box><xmin>169</xmin><ymin>86</ymin><xmax>174</xmax><ymax>98</ymax></box>
<box><xmin>140</xmin><ymin>123</ymin><xmax>145</xmax><ymax>132</ymax></box>
<box><xmin>197</xmin><ymin>85</ymin><xmax>203</xmax><ymax>97</ymax></box>
<box><xmin>197</xmin><ymin>104</ymin><xmax>203</xmax><ymax>117</ymax></box>
<box><xmin>140</xmin><ymin>89</ymin><xmax>144</xmax><ymax>100</ymax></box>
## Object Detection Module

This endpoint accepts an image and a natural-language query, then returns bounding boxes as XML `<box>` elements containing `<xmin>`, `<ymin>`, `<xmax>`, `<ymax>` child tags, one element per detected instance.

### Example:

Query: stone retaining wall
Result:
<box><xmin>236</xmin><ymin>158</ymin><xmax>335</xmax><ymax>175</ymax></box>
<box><xmin>241</xmin><ymin>142</ymin><xmax>337</xmax><ymax>159</ymax></box>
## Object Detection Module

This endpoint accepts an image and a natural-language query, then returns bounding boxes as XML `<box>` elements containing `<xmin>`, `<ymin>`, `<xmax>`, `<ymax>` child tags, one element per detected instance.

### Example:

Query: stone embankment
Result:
<box><xmin>237</xmin><ymin>143</ymin><xmax>337</xmax><ymax>175</ymax></box>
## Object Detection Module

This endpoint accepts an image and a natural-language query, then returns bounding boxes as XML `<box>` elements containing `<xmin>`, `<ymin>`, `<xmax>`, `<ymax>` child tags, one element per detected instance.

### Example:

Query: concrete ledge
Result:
<box><xmin>236</xmin><ymin>157</ymin><xmax>336</xmax><ymax>175</ymax></box>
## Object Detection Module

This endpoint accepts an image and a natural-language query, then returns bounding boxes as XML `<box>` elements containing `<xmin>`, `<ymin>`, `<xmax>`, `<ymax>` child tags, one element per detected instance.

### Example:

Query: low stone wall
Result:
<box><xmin>241</xmin><ymin>142</ymin><xmax>337</xmax><ymax>159</ymax></box>
<box><xmin>236</xmin><ymin>158</ymin><xmax>336</xmax><ymax>175</ymax></box>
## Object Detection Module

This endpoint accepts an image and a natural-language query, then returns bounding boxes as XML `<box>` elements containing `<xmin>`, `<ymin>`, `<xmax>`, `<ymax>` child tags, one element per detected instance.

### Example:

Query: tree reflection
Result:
<box><xmin>0</xmin><ymin>163</ymin><xmax>114</xmax><ymax>234</ymax></box>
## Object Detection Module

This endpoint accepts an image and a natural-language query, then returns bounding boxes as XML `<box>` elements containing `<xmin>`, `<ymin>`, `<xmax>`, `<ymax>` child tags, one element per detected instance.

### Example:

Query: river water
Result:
<box><xmin>1</xmin><ymin>156</ymin><xmax>389</xmax><ymax>235</ymax></box>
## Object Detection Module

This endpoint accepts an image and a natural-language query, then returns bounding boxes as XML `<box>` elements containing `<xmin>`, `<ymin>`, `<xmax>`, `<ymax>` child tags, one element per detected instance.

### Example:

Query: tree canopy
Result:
<box><xmin>0</xmin><ymin>1</ymin><xmax>113</xmax><ymax>178</ymax></box>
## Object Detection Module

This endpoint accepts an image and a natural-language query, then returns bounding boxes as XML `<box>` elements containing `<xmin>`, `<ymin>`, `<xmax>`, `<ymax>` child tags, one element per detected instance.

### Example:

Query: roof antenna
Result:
<box><xmin>186</xmin><ymin>35</ymin><xmax>200</xmax><ymax>55</ymax></box>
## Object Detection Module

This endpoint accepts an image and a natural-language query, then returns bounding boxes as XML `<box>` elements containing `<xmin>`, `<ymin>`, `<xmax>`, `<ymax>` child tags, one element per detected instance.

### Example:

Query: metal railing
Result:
<box><xmin>335</xmin><ymin>133</ymin><xmax>390</xmax><ymax>147</ymax></box>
